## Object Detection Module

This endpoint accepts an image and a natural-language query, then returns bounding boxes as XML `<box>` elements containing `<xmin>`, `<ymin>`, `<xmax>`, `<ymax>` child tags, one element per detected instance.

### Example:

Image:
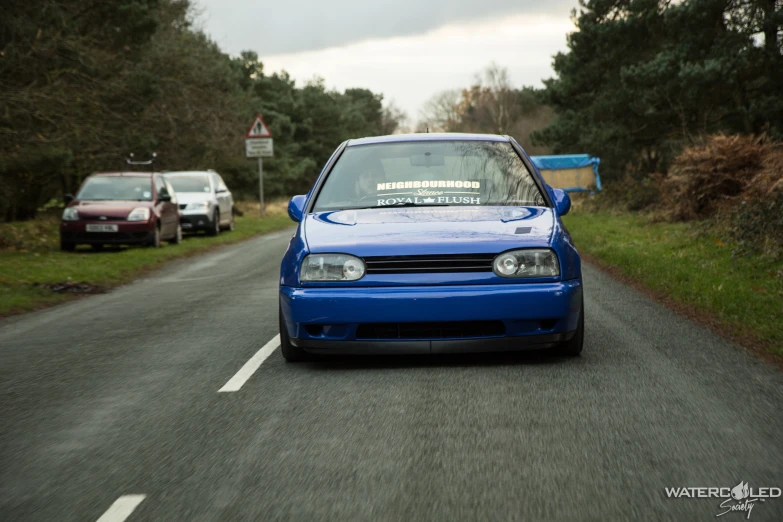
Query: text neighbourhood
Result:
<box><xmin>377</xmin><ymin>180</ymin><xmax>481</xmax><ymax>191</ymax></box>
<box><xmin>375</xmin><ymin>180</ymin><xmax>482</xmax><ymax>206</ymax></box>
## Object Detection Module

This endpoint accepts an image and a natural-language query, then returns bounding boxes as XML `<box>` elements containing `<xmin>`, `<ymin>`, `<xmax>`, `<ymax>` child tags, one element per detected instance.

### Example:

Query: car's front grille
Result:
<box><xmin>356</xmin><ymin>321</ymin><xmax>505</xmax><ymax>340</ymax></box>
<box><xmin>363</xmin><ymin>254</ymin><xmax>496</xmax><ymax>274</ymax></box>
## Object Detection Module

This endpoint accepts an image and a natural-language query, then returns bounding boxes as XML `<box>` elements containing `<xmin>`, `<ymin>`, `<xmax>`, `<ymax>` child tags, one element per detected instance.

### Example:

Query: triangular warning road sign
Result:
<box><xmin>246</xmin><ymin>115</ymin><xmax>272</xmax><ymax>138</ymax></box>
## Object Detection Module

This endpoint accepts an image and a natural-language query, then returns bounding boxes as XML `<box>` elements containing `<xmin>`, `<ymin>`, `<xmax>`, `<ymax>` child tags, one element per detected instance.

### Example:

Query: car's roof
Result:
<box><xmin>88</xmin><ymin>172</ymin><xmax>154</xmax><ymax>178</ymax></box>
<box><xmin>347</xmin><ymin>133</ymin><xmax>510</xmax><ymax>147</ymax></box>
<box><xmin>163</xmin><ymin>171</ymin><xmax>214</xmax><ymax>177</ymax></box>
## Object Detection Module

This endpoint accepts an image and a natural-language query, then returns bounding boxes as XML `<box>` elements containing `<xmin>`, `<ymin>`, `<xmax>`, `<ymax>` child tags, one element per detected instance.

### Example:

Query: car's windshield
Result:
<box><xmin>167</xmin><ymin>174</ymin><xmax>211</xmax><ymax>193</ymax></box>
<box><xmin>77</xmin><ymin>176</ymin><xmax>153</xmax><ymax>201</ymax></box>
<box><xmin>312</xmin><ymin>141</ymin><xmax>546</xmax><ymax>211</ymax></box>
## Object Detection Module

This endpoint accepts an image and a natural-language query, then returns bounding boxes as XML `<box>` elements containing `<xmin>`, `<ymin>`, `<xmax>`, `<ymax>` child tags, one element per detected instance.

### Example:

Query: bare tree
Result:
<box><xmin>378</xmin><ymin>101</ymin><xmax>409</xmax><ymax>135</ymax></box>
<box><xmin>418</xmin><ymin>89</ymin><xmax>462</xmax><ymax>132</ymax></box>
<box><xmin>473</xmin><ymin>63</ymin><xmax>521</xmax><ymax>134</ymax></box>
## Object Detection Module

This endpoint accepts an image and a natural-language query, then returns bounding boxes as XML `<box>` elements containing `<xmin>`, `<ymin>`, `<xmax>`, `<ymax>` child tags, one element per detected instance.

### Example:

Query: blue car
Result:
<box><xmin>279</xmin><ymin>133</ymin><xmax>583</xmax><ymax>362</ymax></box>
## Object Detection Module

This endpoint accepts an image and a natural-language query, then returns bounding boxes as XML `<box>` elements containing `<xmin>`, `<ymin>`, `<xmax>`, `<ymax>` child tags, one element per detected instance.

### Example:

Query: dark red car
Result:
<box><xmin>60</xmin><ymin>172</ymin><xmax>182</xmax><ymax>251</ymax></box>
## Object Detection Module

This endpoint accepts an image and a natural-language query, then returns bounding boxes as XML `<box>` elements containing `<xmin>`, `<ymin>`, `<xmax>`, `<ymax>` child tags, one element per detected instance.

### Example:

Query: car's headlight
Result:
<box><xmin>127</xmin><ymin>207</ymin><xmax>151</xmax><ymax>221</ymax></box>
<box><xmin>186</xmin><ymin>201</ymin><xmax>210</xmax><ymax>210</ymax></box>
<box><xmin>301</xmin><ymin>254</ymin><xmax>366</xmax><ymax>281</ymax></box>
<box><xmin>62</xmin><ymin>208</ymin><xmax>79</xmax><ymax>221</ymax></box>
<box><xmin>493</xmin><ymin>249</ymin><xmax>560</xmax><ymax>278</ymax></box>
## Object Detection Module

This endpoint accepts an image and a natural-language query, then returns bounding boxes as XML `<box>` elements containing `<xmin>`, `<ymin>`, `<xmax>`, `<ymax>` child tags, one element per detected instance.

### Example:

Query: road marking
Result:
<box><xmin>96</xmin><ymin>495</ymin><xmax>146</xmax><ymax>522</ymax></box>
<box><xmin>219</xmin><ymin>335</ymin><xmax>280</xmax><ymax>392</ymax></box>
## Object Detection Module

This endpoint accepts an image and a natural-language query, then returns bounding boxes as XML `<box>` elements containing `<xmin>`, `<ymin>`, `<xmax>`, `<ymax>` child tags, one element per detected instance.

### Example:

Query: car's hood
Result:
<box><xmin>72</xmin><ymin>200</ymin><xmax>153</xmax><ymax>219</ymax></box>
<box><xmin>175</xmin><ymin>192</ymin><xmax>212</xmax><ymax>204</ymax></box>
<box><xmin>304</xmin><ymin>206</ymin><xmax>554</xmax><ymax>256</ymax></box>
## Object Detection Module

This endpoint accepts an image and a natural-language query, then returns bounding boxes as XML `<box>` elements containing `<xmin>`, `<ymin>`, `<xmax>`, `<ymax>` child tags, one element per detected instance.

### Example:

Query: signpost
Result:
<box><xmin>245</xmin><ymin>115</ymin><xmax>273</xmax><ymax>215</ymax></box>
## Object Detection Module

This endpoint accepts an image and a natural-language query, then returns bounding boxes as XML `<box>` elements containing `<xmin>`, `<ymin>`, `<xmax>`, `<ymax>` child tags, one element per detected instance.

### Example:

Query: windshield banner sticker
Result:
<box><xmin>374</xmin><ymin>180</ymin><xmax>481</xmax><ymax>206</ymax></box>
<box><xmin>377</xmin><ymin>180</ymin><xmax>480</xmax><ymax>191</ymax></box>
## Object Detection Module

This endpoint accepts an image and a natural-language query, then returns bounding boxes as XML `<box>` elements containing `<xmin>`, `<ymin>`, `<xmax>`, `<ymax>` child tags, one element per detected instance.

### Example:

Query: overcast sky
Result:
<box><xmin>194</xmin><ymin>0</ymin><xmax>578</xmax><ymax>125</ymax></box>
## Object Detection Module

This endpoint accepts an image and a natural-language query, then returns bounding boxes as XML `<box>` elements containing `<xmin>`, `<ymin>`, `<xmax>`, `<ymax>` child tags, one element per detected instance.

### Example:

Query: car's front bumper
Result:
<box><xmin>280</xmin><ymin>279</ymin><xmax>583</xmax><ymax>354</ymax></box>
<box><xmin>179</xmin><ymin>213</ymin><xmax>212</xmax><ymax>231</ymax></box>
<box><xmin>60</xmin><ymin>221</ymin><xmax>155</xmax><ymax>245</ymax></box>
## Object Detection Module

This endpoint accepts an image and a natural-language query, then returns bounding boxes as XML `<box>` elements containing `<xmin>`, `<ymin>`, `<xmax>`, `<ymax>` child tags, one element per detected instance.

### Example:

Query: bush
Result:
<box><xmin>730</xmin><ymin>189</ymin><xmax>783</xmax><ymax>260</ymax></box>
<box><xmin>579</xmin><ymin>174</ymin><xmax>661</xmax><ymax>213</ymax></box>
<box><xmin>659</xmin><ymin>134</ymin><xmax>783</xmax><ymax>259</ymax></box>
<box><xmin>660</xmin><ymin>134</ymin><xmax>776</xmax><ymax>220</ymax></box>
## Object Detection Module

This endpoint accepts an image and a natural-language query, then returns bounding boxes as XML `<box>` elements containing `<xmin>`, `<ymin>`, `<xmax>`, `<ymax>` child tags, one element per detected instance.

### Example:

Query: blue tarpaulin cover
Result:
<box><xmin>529</xmin><ymin>154</ymin><xmax>602</xmax><ymax>193</ymax></box>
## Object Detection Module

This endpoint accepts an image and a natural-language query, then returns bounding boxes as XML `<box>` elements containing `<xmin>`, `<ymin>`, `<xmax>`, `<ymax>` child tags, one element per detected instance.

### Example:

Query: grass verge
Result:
<box><xmin>563</xmin><ymin>210</ymin><xmax>783</xmax><ymax>360</ymax></box>
<box><xmin>0</xmin><ymin>201</ymin><xmax>294</xmax><ymax>317</ymax></box>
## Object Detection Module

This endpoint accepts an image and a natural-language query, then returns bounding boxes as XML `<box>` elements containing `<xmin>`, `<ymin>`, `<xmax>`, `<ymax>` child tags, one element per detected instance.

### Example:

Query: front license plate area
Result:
<box><xmin>85</xmin><ymin>224</ymin><xmax>119</xmax><ymax>232</ymax></box>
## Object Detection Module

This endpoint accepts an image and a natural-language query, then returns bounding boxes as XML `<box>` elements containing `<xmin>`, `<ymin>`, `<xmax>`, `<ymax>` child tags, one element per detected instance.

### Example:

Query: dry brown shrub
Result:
<box><xmin>744</xmin><ymin>144</ymin><xmax>783</xmax><ymax>200</ymax></box>
<box><xmin>661</xmin><ymin>134</ymin><xmax>773</xmax><ymax>220</ymax></box>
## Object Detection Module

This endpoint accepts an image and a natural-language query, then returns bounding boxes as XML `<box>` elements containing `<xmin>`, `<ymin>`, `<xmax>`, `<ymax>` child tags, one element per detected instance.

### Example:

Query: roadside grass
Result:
<box><xmin>563</xmin><ymin>210</ymin><xmax>783</xmax><ymax>357</ymax></box>
<box><xmin>0</xmin><ymin>200</ymin><xmax>294</xmax><ymax>316</ymax></box>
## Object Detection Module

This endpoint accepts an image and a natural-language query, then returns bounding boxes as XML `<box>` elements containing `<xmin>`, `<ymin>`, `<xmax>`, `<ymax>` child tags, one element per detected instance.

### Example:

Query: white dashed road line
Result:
<box><xmin>218</xmin><ymin>335</ymin><xmax>280</xmax><ymax>392</ymax></box>
<box><xmin>96</xmin><ymin>495</ymin><xmax>146</xmax><ymax>522</ymax></box>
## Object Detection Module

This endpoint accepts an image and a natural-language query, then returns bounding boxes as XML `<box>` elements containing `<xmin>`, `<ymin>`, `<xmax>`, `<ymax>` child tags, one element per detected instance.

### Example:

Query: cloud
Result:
<box><xmin>194</xmin><ymin>0</ymin><xmax>577</xmax><ymax>55</ymax></box>
<box><xmin>260</xmin><ymin>13</ymin><xmax>574</xmax><ymax>121</ymax></box>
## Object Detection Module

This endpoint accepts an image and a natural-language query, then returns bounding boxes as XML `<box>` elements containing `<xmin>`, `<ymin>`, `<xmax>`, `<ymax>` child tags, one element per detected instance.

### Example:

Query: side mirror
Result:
<box><xmin>216</xmin><ymin>187</ymin><xmax>227</xmax><ymax>193</ymax></box>
<box><xmin>288</xmin><ymin>195</ymin><xmax>307</xmax><ymax>222</ymax></box>
<box><xmin>159</xmin><ymin>193</ymin><xmax>172</xmax><ymax>202</ymax></box>
<box><xmin>551</xmin><ymin>188</ymin><xmax>571</xmax><ymax>216</ymax></box>
<box><xmin>64</xmin><ymin>193</ymin><xmax>74</xmax><ymax>203</ymax></box>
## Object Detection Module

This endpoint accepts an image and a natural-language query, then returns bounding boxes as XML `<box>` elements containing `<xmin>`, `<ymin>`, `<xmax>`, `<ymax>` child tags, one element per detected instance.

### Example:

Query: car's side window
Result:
<box><xmin>212</xmin><ymin>173</ymin><xmax>226</xmax><ymax>193</ymax></box>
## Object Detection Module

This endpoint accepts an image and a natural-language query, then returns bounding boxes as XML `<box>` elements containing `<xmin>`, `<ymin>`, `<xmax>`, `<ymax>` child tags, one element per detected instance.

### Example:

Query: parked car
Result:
<box><xmin>60</xmin><ymin>172</ymin><xmax>182</xmax><ymax>251</ymax></box>
<box><xmin>278</xmin><ymin>133</ymin><xmax>583</xmax><ymax>362</ymax></box>
<box><xmin>164</xmin><ymin>170</ymin><xmax>234</xmax><ymax>235</ymax></box>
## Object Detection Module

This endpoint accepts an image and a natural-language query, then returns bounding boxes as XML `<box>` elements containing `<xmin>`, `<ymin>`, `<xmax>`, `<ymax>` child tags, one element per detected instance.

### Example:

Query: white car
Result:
<box><xmin>164</xmin><ymin>170</ymin><xmax>234</xmax><ymax>235</ymax></box>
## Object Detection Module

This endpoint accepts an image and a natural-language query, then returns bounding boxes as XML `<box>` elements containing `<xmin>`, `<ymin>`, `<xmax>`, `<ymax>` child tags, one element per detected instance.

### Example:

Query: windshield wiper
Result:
<box><xmin>356</xmin><ymin>202</ymin><xmax>452</xmax><ymax>210</ymax></box>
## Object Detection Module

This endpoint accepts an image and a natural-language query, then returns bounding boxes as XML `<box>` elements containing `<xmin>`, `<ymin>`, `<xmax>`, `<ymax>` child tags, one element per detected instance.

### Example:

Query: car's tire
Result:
<box><xmin>209</xmin><ymin>211</ymin><xmax>220</xmax><ymax>236</ymax></box>
<box><xmin>279</xmin><ymin>304</ymin><xmax>312</xmax><ymax>362</ymax></box>
<box><xmin>168</xmin><ymin>223</ymin><xmax>182</xmax><ymax>245</ymax></box>
<box><xmin>555</xmin><ymin>297</ymin><xmax>584</xmax><ymax>356</ymax></box>
<box><xmin>60</xmin><ymin>240</ymin><xmax>76</xmax><ymax>252</ymax></box>
<box><xmin>149</xmin><ymin>223</ymin><xmax>162</xmax><ymax>248</ymax></box>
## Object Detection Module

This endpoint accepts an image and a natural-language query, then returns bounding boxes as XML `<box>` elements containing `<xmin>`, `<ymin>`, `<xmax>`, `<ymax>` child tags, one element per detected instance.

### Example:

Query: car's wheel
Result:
<box><xmin>279</xmin><ymin>304</ymin><xmax>311</xmax><ymax>362</ymax></box>
<box><xmin>60</xmin><ymin>240</ymin><xmax>76</xmax><ymax>252</ymax></box>
<box><xmin>556</xmin><ymin>297</ymin><xmax>584</xmax><ymax>356</ymax></box>
<box><xmin>168</xmin><ymin>223</ymin><xmax>182</xmax><ymax>245</ymax></box>
<box><xmin>209</xmin><ymin>211</ymin><xmax>220</xmax><ymax>236</ymax></box>
<box><xmin>149</xmin><ymin>223</ymin><xmax>162</xmax><ymax>248</ymax></box>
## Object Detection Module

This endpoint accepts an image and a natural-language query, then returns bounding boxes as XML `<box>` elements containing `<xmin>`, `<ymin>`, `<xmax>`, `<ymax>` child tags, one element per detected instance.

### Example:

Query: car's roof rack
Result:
<box><xmin>123</xmin><ymin>152</ymin><xmax>158</xmax><ymax>173</ymax></box>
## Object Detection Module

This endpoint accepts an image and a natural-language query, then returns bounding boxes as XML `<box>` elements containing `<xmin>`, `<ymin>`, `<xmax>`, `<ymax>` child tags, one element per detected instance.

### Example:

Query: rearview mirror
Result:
<box><xmin>159</xmin><ymin>193</ymin><xmax>172</xmax><ymax>202</ymax></box>
<box><xmin>288</xmin><ymin>195</ymin><xmax>307</xmax><ymax>222</ymax></box>
<box><xmin>551</xmin><ymin>188</ymin><xmax>571</xmax><ymax>216</ymax></box>
<box><xmin>410</xmin><ymin>153</ymin><xmax>444</xmax><ymax>167</ymax></box>
<box><xmin>64</xmin><ymin>193</ymin><xmax>74</xmax><ymax>203</ymax></box>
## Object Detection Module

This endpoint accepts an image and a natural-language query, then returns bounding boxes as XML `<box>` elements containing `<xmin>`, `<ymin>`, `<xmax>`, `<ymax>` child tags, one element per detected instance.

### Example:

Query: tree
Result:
<box><xmin>1</xmin><ymin>0</ymin><xmax>396</xmax><ymax>220</ymax></box>
<box><xmin>533</xmin><ymin>0</ymin><xmax>783</xmax><ymax>181</ymax></box>
<box><xmin>419</xmin><ymin>89</ymin><xmax>462</xmax><ymax>132</ymax></box>
<box><xmin>418</xmin><ymin>65</ymin><xmax>554</xmax><ymax>152</ymax></box>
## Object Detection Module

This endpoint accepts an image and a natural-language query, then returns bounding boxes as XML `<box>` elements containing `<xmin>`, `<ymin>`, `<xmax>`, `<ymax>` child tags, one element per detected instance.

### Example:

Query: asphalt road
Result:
<box><xmin>1</xmin><ymin>228</ymin><xmax>782</xmax><ymax>521</ymax></box>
